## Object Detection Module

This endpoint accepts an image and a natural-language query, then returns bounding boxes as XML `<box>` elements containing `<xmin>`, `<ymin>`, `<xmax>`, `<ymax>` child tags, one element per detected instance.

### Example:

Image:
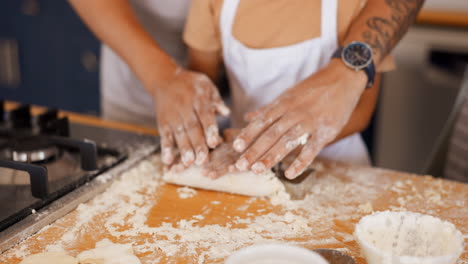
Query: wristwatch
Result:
<box><xmin>332</xmin><ymin>42</ymin><xmax>376</xmax><ymax>88</ymax></box>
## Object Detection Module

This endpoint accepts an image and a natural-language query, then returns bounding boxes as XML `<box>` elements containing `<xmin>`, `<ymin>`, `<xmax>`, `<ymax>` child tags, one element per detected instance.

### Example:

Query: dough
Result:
<box><xmin>20</xmin><ymin>252</ymin><xmax>77</xmax><ymax>264</ymax></box>
<box><xmin>163</xmin><ymin>166</ymin><xmax>285</xmax><ymax>197</ymax></box>
<box><xmin>76</xmin><ymin>239</ymin><xmax>141</xmax><ymax>264</ymax></box>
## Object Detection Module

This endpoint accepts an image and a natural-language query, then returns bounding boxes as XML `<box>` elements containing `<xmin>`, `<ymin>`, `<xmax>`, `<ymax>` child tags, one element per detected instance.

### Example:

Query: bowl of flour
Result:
<box><xmin>225</xmin><ymin>244</ymin><xmax>329</xmax><ymax>264</ymax></box>
<box><xmin>354</xmin><ymin>211</ymin><xmax>464</xmax><ymax>264</ymax></box>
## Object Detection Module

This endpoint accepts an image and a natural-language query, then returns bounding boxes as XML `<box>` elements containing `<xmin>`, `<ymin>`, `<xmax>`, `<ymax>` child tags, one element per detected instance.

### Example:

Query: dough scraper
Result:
<box><xmin>273</xmin><ymin>163</ymin><xmax>316</xmax><ymax>200</ymax></box>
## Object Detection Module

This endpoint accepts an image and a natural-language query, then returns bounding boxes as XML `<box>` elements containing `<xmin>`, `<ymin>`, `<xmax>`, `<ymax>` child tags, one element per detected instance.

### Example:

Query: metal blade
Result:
<box><xmin>273</xmin><ymin>163</ymin><xmax>316</xmax><ymax>200</ymax></box>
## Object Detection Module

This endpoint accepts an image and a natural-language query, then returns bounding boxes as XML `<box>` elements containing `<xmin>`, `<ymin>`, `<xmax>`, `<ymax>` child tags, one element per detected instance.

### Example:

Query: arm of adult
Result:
<box><xmin>68</xmin><ymin>0</ymin><xmax>229</xmax><ymax>167</ymax></box>
<box><xmin>232</xmin><ymin>0</ymin><xmax>425</xmax><ymax>179</ymax></box>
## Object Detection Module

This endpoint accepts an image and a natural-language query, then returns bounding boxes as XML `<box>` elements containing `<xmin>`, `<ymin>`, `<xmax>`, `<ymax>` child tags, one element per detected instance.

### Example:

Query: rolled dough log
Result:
<box><xmin>20</xmin><ymin>252</ymin><xmax>77</xmax><ymax>264</ymax></box>
<box><xmin>163</xmin><ymin>166</ymin><xmax>285</xmax><ymax>197</ymax></box>
<box><xmin>76</xmin><ymin>239</ymin><xmax>141</xmax><ymax>264</ymax></box>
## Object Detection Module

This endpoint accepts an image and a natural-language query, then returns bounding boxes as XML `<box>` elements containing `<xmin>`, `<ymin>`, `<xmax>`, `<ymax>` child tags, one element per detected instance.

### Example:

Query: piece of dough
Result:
<box><xmin>76</xmin><ymin>239</ymin><xmax>141</xmax><ymax>264</ymax></box>
<box><xmin>163</xmin><ymin>166</ymin><xmax>285</xmax><ymax>197</ymax></box>
<box><xmin>20</xmin><ymin>252</ymin><xmax>78</xmax><ymax>264</ymax></box>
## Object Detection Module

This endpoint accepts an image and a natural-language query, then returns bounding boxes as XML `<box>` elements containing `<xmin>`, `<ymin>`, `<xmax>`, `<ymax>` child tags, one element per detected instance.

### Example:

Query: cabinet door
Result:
<box><xmin>0</xmin><ymin>0</ymin><xmax>100</xmax><ymax>115</ymax></box>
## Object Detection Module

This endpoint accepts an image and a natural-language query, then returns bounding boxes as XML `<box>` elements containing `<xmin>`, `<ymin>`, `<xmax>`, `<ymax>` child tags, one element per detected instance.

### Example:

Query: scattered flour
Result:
<box><xmin>4</xmin><ymin>155</ymin><xmax>465</xmax><ymax>264</ymax></box>
<box><xmin>358</xmin><ymin>202</ymin><xmax>374</xmax><ymax>214</ymax></box>
<box><xmin>192</xmin><ymin>215</ymin><xmax>205</xmax><ymax>221</ymax></box>
<box><xmin>236</xmin><ymin>204</ymin><xmax>249</xmax><ymax>211</ymax></box>
<box><xmin>336</xmin><ymin>232</ymin><xmax>355</xmax><ymax>243</ymax></box>
<box><xmin>390</xmin><ymin>176</ymin><xmax>450</xmax><ymax>210</ymax></box>
<box><xmin>285</xmin><ymin>133</ymin><xmax>309</xmax><ymax>150</ymax></box>
<box><xmin>334</xmin><ymin>247</ymin><xmax>352</xmax><ymax>254</ymax></box>
<box><xmin>176</xmin><ymin>187</ymin><xmax>197</xmax><ymax>199</ymax></box>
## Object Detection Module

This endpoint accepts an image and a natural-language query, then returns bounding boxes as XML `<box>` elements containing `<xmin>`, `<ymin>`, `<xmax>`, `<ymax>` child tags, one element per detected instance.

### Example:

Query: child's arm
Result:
<box><xmin>184</xmin><ymin>0</ymin><xmax>222</xmax><ymax>83</ymax></box>
<box><xmin>188</xmin><ymin>48</ymin><xmax>222</xmax><ymax>83</ymax></box>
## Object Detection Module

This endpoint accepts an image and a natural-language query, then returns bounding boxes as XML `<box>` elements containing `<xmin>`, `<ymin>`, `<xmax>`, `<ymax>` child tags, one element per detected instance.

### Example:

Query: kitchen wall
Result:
<box><xmin>0</xmin><ymin>0</ymin><xmax>100</xmax><ymax>115</ymax></box>
<box><xmin>423</xmin><ymin>0</ymin><xmax>468</xmax><ymax>12</ymax></box>
<box><xmin>375</xmin><ymin>26</ymin><xmax>468</xmax><ymax>175</ymax></box>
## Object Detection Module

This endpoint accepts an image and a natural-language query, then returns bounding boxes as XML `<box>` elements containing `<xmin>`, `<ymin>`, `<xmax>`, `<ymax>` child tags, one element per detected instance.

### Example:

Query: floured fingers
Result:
<box><xmin>159</xmin><ymin>124</ymin><xmax>176</xmax><ymax>165</ymax></box>
<box><xmin>235</xmin><ymin>115</ymin><xmax>298</xmax><ymax>172</ymax></box>
<box><xmin>251</xmin><ymin>125</ymin><xmax>308</xmax><ymax>174</ymax></box>
<box><xmin>194</xmin><ymin>100</ymin><xmax>222</xmax><ymax>149</ymax></box>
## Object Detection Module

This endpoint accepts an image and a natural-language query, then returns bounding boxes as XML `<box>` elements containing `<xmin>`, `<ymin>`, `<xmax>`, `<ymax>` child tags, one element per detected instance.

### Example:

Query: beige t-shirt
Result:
<box><xmin>183</xmin><ymin>0</ymin><xmax>395</xmax><ymax>72</ymax></box>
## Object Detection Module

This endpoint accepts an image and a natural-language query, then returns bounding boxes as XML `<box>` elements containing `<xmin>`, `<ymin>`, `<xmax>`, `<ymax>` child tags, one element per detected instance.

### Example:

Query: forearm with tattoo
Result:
<box><xmin>344</xmin><ymin>0</ymin><xmax>425</xmax><ymax>64</ymax></box>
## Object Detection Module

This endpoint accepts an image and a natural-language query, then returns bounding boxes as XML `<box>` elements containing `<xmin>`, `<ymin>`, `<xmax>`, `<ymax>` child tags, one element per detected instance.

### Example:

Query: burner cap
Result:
<box><xmin>8</xmin><ymin>137</ymin><xmax>60</xmax><ymax>163</ymax></box>
<box><xmin>12</xmin><ymin>146</ymin><xmax>59</xmax><ymax>163</ymax></box>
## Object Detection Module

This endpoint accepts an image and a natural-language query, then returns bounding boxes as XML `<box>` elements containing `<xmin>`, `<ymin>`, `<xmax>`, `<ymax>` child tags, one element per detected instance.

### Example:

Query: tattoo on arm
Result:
<box><xmin>362</xmin><ymin>0</ymin><xmax>425</xmax><ymax>60</ymax></box>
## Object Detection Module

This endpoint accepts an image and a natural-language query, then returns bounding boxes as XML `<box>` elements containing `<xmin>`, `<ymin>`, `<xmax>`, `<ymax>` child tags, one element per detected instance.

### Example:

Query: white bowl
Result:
<box><xmin>225</xmin><ymin>244</ymin><xmax>329</xmax><ymax>264</ymax></box>
<box><xmin>354</xmin><ymin>211</ymin><xmax>464</xmax><ymax>264</ymax></box>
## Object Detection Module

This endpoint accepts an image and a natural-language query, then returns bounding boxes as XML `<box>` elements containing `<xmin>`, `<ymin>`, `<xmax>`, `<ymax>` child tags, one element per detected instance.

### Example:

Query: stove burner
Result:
<box><xmin>0</xmin><ymin>102</ymin><xmax>130</xmax><ymax>237</ymax></box>
<box><xmin>12</xmin><ymin>146</ymin><xmax>59</xmax><ymax>163</ymax></box>
<box><xmin>8</xmin><ymin>137</ymin><xmax>60</xmax><ymax>163</ymax></box>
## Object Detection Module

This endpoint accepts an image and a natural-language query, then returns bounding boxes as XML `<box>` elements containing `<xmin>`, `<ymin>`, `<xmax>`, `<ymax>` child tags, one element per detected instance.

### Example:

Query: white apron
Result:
<box><xmin>100</xmin><ymin>0</ymin><xmax>190</xmax><ymax>128</ymax></box>
<box><xmin>220</xmin><ymin>0</ymin><xmax>371</xmax><ymax>166</ymax></box>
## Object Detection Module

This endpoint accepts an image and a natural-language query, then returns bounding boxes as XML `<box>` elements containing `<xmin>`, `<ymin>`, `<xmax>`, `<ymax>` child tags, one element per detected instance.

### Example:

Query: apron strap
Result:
<box><xmin>321</xmin><ymin>0</ymin><xmax>338</xmax><ymax>47</ymax></box>
<box><xmin>220</xmin><ymin>0</ymin><xmax>241</xmax><ymax>44</ymax></box>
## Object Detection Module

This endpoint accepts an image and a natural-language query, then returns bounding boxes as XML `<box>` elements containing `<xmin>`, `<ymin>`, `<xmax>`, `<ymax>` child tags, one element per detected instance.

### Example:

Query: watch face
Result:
<box><xmin>342</xmin><ymin>42</ymin><xmax>373</xmax><ymax>70</ymax></box>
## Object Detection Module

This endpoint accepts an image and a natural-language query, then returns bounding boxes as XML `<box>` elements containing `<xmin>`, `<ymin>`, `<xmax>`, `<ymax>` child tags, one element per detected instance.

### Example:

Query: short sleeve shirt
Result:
<box><xmin>183</xmin><ymin>0</ymin><xmax>395</xmax><ymax>72</ymax></box>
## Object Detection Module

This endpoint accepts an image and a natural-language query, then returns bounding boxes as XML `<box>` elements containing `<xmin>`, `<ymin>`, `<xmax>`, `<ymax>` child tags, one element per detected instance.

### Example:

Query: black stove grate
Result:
<box><xmin>0</xmin><ymin>102</ymin><xmax>128</xmax><ymax>231</ymax></box>
<box><xmin>0</xmin><ymin>159</ymin><xmax>48</xmax><ymax>198</ymax></box>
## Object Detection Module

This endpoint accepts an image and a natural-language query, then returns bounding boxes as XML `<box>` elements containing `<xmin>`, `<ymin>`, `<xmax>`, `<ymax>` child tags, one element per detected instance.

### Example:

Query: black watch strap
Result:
<box><xmin>332</xmin><ymin>47</ymin><xmax>376</xmax><ymax>89</ymax></box>
<box><xmin>331</xmin><ymin>48</ymin><xmax>342</xmax><ymax>59</ymax></box>
<box><xmin>363</xmin><ymin>60</ymin><xmax>376</xmax><ymax>88</ymax></box>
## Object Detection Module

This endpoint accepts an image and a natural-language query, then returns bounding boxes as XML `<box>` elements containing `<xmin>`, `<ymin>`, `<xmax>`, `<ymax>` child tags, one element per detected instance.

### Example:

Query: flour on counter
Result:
<box><xmin>176</xmin><ymin>186</ymin><xmax>197</xmax><ymax>199</ymax></box>
<box><xmin>4</xmin><ymin>155</ymin><xmax>464</xmax><ymax>264</ymax></box>
<box><xmin>335</xmin><ymin>232</ymin><xmax>355</xmax><ymax>243</ymax></box>
<box><xmin>358</xmin><ymin>202</ymin><xmax>373</xmax><ymax>214</ymax></box>
<box><xmin>192</xmin><ymin>214</ymin><xmax>205</xmax><ymax>221</ymax></box>
<box><xmin>3</xmin><ymin>157</ymin><xmax>391</xmax><ymax>263</ymax></box>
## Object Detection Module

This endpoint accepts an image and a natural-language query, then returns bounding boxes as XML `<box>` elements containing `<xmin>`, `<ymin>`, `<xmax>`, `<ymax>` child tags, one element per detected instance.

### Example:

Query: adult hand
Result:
<box><xmin>232</xmin><ymin>59</ymin><xmax>367</xmax><ymax>179</ymax></box>
<box><xmin>154</xmin><ymin>68</ymin><xmax>230</xmax><ymax>167</ymax></box>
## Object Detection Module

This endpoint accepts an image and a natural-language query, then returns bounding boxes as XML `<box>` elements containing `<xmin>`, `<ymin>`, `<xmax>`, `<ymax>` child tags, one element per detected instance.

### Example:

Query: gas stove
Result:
<box><xmin>0</xmin><ymin>102</ymin><xmax>159</xmax><ymax>253</ymax></box>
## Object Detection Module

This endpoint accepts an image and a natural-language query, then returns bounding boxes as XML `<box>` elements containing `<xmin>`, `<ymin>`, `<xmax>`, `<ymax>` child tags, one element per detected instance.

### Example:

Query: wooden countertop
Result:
<box><xmin>0</xmin><ymin>104</ymin><xmax>467</xmax><ymax>264</ymax></box>
<box><xmin>4</xmin><ymin>102</ymin><xmax>159</xmax><ymax>136</ymax></box>
<box><xmin>417</xmin><ymin>10</ymin><xmax>468</xmax><ymax>28</ymax></box>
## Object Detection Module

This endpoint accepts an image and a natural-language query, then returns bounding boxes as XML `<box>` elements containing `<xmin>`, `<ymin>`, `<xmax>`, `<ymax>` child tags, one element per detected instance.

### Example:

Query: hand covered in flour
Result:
<box><xmin>154</xmin><ymin>68</ymin><xmax>230</xmax><ymax>167</ymax></box>
<box><xmin>202</xmin><ymin>129</ymin><xmax>241</xmax><ymax>179</ymax></box>
<box><xmin>202</xmin><ymin>142</ymin><xmax>241</xmax><ymax>179</ymax></box>
<box><xmin>232</xmin><ymin>59</ymin><xmax>367</xmax><ymax>179</ymax></box>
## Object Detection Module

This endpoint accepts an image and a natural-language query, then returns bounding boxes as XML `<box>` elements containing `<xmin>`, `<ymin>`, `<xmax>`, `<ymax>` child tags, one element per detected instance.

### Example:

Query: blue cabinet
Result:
<box><xmin>0</xmin><ymin>0</ymin><xmax>100</xmax><ymax>115</ymax></box>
